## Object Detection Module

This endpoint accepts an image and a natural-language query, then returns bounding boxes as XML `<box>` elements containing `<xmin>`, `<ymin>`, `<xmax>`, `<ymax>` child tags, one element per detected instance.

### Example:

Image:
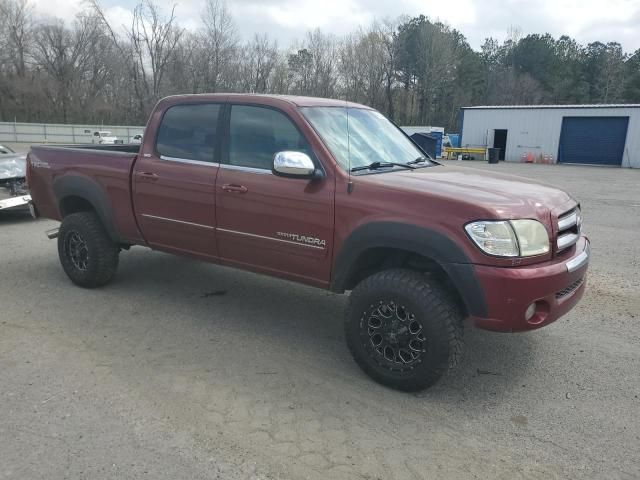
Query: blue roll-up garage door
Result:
<box><xmin>558</xmin><ymin>116</ymin><xmax>629</xmax><ymax>166</ymax></box>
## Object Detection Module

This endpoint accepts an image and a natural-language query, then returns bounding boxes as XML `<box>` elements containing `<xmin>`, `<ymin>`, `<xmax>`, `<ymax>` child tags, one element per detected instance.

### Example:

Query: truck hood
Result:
<box><xmin>0</xmin><ymin>153</ymin><xmax>27</xmax><ymax>180</ymax></box>
<box><xmin>358</xmin><ymin>164</ymin><xmax>575</xmax><ymax>219</ymax></box>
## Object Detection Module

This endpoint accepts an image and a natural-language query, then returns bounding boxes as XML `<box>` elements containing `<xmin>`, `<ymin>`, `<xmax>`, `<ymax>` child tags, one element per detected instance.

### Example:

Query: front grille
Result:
<box><xmin>555</xmin><ymin>277</ymin><xmax>584</xmax><ymax>299</ymax></box>
<box><xmin>556</xmin><ymin>207</ymin><xmax>581</xmax><ymax>253</ymax></box>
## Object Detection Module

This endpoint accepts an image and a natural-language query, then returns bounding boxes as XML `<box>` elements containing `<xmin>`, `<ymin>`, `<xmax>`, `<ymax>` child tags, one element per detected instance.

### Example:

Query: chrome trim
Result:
<box><xmin>141</xmin><ymin>214</ymin><xmax>215</xmax><ymax>230</ymax></box>
<box><xmin>216</xmin><ymin>228</ymin><xmax>325</xmax><ymax>249</ymax></box>
<box><xmin>273</xmin><ymin>151</ymin><xmax>315</xmax><ymax>176</ymax></box>
<box><xmin>566</xmin><ymin>243</ymin><xmax>590</xmax><ymax>273</ymax></box>
<box><xmin>558</xmin><ymin>210</ymin><xmax>578</xmax><ymax>230</ymax></box>
<box><xmin>159</xmin><ymin>155</ymin><xmax>219</xmax><ymax>167</ymax></box>
<box><xmin>220</xmin><ymin>164</ymin><xmax>272</xmax><ymax>175</ymax></box>
<box><xmin>557</xmin><ymin>232</ymin><xmax>579</xmax><ymax>250</ymax></box>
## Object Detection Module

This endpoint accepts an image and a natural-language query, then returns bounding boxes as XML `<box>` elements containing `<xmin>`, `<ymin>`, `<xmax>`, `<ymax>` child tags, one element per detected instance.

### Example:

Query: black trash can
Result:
<box><xmin>487</xmin><ymin>148</ymin><xmax>500</xmax><ymax>163</ymax></box>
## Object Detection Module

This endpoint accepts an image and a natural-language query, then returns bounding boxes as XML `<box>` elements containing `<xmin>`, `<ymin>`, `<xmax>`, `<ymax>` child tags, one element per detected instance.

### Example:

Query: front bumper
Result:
<box><xmin>0</xmin><ymin>193</ymin><xmax>32</xmax><ymax>211</ymax></box>
<box><xmin>469</xmin><ymin>235</ymin><xmax>590</xmax><ymax>332</ymax></box>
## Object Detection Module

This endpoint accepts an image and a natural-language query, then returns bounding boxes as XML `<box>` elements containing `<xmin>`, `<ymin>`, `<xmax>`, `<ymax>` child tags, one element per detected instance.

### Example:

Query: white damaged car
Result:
<box><xmin>92</xmin><ymin>131</ymin><xmax>120</xmax><ymax>144</ymax></box>
<box><xmin>0</xmin><ymin>152</ymin><xmax>31</xmax><ymax>213</ymax></box>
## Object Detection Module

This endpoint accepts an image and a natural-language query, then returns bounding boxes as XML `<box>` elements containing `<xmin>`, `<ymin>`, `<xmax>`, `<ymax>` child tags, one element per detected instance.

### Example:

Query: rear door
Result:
<box><xmin>133</xmin><ymin>102</ymin><xmax>223</xmax><ymax>259</ymax></box>
<box><xmin>215</xmin><ymin>103</ymin><xmax>335</xmax><ymax>287</ymax></box>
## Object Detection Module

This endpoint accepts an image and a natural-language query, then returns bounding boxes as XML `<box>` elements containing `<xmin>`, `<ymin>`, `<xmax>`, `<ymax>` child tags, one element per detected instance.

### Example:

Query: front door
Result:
<box><xmin>133</xmin><ymin>102</ymin><xmax>223</xmax><ymax>259</ymax></box>
<box><xmin>215</xmin><ymin>104</ymin><xmax>335</xmax><ymax>287</ymax></box>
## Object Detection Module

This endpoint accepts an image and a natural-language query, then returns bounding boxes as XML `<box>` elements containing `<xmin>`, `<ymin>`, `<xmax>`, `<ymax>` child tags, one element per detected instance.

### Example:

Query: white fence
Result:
<box><xmin>0</xmin><ymin>121</ymin><xmax>145</xmax><ymax>144</ymax></box>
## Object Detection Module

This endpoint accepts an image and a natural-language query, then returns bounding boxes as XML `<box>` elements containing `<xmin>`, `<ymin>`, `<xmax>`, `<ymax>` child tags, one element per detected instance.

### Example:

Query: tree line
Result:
<box><xmin>1</xmin><ymin>0</ymin><xmax>639</xmax><ymax>130</ymax></box>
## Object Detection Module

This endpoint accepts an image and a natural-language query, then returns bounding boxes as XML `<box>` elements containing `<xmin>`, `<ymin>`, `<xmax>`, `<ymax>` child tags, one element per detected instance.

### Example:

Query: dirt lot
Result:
<box><xmin>1</xmin><ymin>161</ymin><xmax>639</xmax><ymax>479</ymax></box>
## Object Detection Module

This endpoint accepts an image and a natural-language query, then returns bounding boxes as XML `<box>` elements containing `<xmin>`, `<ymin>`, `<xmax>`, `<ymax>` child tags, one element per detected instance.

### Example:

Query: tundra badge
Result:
<box><xmin>277</xmin><ymin>232</ymin><xmax>326</xmax><ymax>248</ymax></box>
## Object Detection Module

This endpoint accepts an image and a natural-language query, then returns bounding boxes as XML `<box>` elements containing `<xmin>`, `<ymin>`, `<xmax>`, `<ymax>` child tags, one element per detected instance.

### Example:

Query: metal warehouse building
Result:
<box><xmin>460</xmin><ymin>105</ymin><xmax>640</xmax><ymax>168</ymax></box>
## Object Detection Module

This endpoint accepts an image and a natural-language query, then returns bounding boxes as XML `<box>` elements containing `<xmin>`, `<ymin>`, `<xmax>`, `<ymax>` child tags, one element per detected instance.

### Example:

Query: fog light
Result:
<box><xmin>525</xmin><ymin>302</ymin><xmax>537</xmax><ymax>321</ymax></box>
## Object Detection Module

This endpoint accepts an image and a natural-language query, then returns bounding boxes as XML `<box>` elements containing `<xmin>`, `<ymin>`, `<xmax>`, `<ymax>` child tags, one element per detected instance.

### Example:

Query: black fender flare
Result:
<box><xmin>331</xmin><ymin>222</ymin><xmax>487</xmax><ymax>317</ymax></box>
<box><xmin>52</xmin><ymin>174</ymin><xmax>122</xmax><ymax>243</ymax></box>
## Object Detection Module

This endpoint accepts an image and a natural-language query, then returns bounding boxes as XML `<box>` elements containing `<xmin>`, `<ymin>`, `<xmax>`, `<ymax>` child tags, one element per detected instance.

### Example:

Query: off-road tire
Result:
<box><xmin>58</xmin><ymin>212</ymin><xmax>119</xmax><ymax>288</ymax></box>
<box><xmin>345</xmin><ymin>269</ymin><xmax>463</xmax><ymax>391</ymax></box>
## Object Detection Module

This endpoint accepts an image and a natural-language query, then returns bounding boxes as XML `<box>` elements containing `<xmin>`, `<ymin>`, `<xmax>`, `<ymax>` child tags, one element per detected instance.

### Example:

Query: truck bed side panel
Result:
<box><xmin>28</xmin><ymin>146</ymin><xmax>144</xmax><ymax>244</ymax></box>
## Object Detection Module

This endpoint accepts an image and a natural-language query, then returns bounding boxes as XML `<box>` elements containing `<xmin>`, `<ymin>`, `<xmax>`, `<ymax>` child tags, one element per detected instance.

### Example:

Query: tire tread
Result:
<box><xmin>345</xmin><ymin>269</ymin><xmax>463</xmax><ymax>391</ymax></box>
<box><xmin>58</xmin><ymin>212</ymin><xmax>119</xmax><ymax>288</ymax></box>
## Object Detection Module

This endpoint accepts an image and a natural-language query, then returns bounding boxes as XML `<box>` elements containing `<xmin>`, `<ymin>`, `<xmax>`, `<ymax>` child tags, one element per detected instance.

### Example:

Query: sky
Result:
<box><xmin>28</xmin><ymin>0</ymin><xmax>640</xmax><ymax>53</ymax></box>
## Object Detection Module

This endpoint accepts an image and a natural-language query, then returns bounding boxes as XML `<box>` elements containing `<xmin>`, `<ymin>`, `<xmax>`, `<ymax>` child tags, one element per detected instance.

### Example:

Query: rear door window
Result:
<box><xmin>156</xmin><ymin>104</ymin><xmax>221</xmax><ymax>162</ymax></box>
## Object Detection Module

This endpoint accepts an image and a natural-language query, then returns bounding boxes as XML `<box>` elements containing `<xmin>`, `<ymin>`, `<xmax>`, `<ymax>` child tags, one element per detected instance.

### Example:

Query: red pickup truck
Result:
<box><xmin>27</xmin><ymin>94</ymin><xmax>589</xmax><ymax>391</ymax></box>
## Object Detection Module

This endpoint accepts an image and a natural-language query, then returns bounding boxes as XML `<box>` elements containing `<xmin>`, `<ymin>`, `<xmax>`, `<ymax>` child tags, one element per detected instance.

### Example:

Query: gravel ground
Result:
<box><xmin>1</xmin><ymin>160</ymin><xmax>639</xmax><ymax>479</ymax></box>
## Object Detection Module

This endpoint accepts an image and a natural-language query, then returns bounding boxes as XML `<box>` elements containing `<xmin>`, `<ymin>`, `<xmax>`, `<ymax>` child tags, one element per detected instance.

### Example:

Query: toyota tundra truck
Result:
<box><xmin>26</xmin><ymin>94</ymin><xmax>589</xmax><ymax>391</ymax></box>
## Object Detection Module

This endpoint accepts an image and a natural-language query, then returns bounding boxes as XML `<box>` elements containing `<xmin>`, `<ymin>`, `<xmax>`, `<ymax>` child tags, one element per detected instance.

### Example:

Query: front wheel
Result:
<box><xmin>58</xmin><ymin>212</ymin><xmax>119</xmax><ymax>288</ymax></box>
<box><xmin>345</xmin><ymin>269</ymin><xmax>463</xmax><ymax>391</ymax></box>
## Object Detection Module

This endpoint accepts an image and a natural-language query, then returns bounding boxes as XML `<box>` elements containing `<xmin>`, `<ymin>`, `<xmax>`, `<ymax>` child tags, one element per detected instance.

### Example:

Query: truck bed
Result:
<box><xmin>27</xmin><ymin>144</ymin><xmax>145</xmax><ymax>244</ymax></box>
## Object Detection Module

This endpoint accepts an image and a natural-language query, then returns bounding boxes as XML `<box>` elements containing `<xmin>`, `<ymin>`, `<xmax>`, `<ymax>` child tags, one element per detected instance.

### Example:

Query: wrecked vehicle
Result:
<box><xmin>0</xmin><ymin>152</ymin><xmax>31</xmax><ymax>212</ymax></box>
<box><xmin>0</xmin><ymin>144</ymin><xmax>16</xmax><ymax>154</ymax></box>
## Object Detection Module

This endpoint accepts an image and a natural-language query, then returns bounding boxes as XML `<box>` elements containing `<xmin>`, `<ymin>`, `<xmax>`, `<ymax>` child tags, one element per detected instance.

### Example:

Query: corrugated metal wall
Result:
<box><xmin>0</xmin><ymin>122</ymin><xmax>145</xmax><ymax>144</ymax></box>
<box><xmin>460</xmin><ymin>106</ymin><xmax>640</xmax><ymax>168</ymax></box>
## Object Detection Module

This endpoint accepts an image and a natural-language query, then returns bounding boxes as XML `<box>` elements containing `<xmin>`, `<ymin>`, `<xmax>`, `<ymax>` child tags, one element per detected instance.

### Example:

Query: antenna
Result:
<box><xmin>346</xmin><ymin>98</ymin><xmax>354</xmax><ymax>194</ymax></box>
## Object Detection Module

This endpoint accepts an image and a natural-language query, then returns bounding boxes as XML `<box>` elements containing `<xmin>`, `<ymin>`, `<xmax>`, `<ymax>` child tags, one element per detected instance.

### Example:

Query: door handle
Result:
<box><xmin>137</xmin><ymin>171</ymin><xmax>159</xmax><ymax>181</ymax></box>
<box><xmin>221</xmin><ymin>184</ymin><xmax>248</xmax><ymax>193</ymax></box>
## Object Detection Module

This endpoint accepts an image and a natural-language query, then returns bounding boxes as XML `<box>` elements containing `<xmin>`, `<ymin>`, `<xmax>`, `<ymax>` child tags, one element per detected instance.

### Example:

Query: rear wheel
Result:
<box><xmin>345</xmin><ymin>269</ymin><xmax>463</xmax><ymax>391</ymax></box>
<box><xmin>58</xmin><ymin>212</ymin><xmax>119</xmax><ymax>288</ymax></box>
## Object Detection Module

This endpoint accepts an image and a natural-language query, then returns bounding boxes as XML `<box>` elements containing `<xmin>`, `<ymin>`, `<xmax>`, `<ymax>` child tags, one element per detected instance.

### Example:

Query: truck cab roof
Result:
<box><xmin>158</xmin><ymin>93</ymin><xmax>371</xmax><ymax>110</ymax></box>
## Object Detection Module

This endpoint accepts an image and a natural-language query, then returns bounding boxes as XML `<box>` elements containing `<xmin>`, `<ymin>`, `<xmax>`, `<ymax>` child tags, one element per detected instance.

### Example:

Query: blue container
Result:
<box><xmin>430</xmin><ymin>131</ymin><xmax>443</xmax><ymax>157</ymax></box>
<box><xmin>447</xmin><ymin>134</ymin><xmax>461</xmax><ymax>148</ymax></box>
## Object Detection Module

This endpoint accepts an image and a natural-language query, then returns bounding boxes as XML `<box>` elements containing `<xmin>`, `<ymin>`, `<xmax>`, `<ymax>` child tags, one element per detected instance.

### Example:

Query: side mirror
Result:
<box><xmin>272</xmin><ymin>151</ymin><xmax>322</xmax><ymax>180</ymax></box>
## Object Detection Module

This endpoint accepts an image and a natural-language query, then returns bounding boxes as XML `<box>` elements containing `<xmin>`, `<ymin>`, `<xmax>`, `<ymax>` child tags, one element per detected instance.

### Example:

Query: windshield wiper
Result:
<box><xmin>350</xmin><ymin>161</ymin><xmax>415</xmax><ymax>172</ymax></box>
<box><xmin>406</xmin><ymin>156</ymin><xmax>430</xmax><ymax>165</ymax></box>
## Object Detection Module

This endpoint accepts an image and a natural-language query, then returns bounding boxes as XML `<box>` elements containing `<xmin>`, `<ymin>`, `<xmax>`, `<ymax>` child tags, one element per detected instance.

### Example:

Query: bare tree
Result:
<box><xmin>32</xmin><ymin>13</ymin><xmax>110</xmax><ymax>122</ymax></box>
<box><xmin>1</xmin><ymin>0</ymin><xmax>31</xmax><ymax>76</ymax></box>
<box><xmin>0</xmin><ymin>1</ymin><xmax>637</xmax><ymax>130</ymax></box>
<box><xmin>166</xmin><ymin>32</ymin><xmax>205</xmax><ymax>94</ymax></box>
<box><xmin>240</xmin><ymin>34</ymin><xmax>279</xmax><ymax>93</ymax></box>
<box><xmin>377</xmin><ymin>19</ymin><xmax>398</xmax><ymax>119</ymax></box>
<box><xmin>0</xmin><ymin>0</ymin><xmax>33</xmax><ymax>118</ymax></box>
<box><xmin>201</xmin><ymin>0</ymin><xmax>237</xmax><ymax>92</ymax></box>
<box><xmin>288</xmin><ymin>47</ymin><xmax>313</xmax><ymax>95</ymax></box>
<box><xmin>89</xmin><ymin>0</ymin><xmax>183</xmax><ymax>119</ymax></box>
<box><xmin>270</xmin><ymin>54</ymin><xmax>291</xmax><ymax>94</ymax></box>
<box><xmin>306</xmin><ymin>29</ymin><xmax>337</xmax><ymax>97</ymax></box>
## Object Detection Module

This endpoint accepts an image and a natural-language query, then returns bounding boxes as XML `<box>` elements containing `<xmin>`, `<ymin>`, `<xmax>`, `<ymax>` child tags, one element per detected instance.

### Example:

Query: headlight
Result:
<box><xmin>510</xmin><ymin>219</ymin><xmax>550</xmax><ymax>256</ymax></box>
<box><xmin>465</xmin><ymin>220</ymin><xmax>549</xmax><ymax>257</ymax></box>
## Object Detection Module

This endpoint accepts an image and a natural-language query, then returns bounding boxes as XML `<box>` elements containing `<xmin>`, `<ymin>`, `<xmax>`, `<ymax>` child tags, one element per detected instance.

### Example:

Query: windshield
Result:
<box><xmin>300</xmin><ymin>107</ymin><xmax>432</xmax><ymax>172</ymax></box>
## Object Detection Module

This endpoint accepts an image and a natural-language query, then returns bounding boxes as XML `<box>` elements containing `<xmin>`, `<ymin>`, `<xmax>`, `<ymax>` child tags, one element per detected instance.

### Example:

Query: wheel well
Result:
<box><xmin>341</xmin><ymin>247</ymin><xmax>468</xmax><ymax>315</ymax></box>
<box><xmin>59</xmin><ymin>195</ymin><xmax>95</xmax><ymax>217</ymax></box>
